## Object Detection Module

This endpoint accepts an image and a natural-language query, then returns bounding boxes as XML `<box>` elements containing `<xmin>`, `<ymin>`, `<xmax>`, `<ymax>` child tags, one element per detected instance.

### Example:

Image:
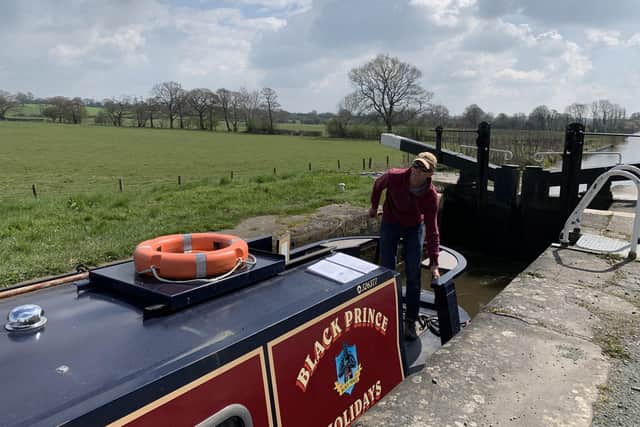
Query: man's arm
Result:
<box><xmin>369</xmin><ymin>172</ymin><xmax>389</xmax><ymax>217</ymax></box>
<box><xmin>423</xmin><ymin>193</ymin><xmax>440</xmax><ymax>277</ymax></box>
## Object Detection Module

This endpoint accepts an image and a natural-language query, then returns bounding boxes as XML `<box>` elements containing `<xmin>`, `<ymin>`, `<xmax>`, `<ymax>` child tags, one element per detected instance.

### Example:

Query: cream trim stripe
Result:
<box><xmin>108</xmin><ymin>348</ymin><xmax>266</xmax><ymax>427</ymax></box>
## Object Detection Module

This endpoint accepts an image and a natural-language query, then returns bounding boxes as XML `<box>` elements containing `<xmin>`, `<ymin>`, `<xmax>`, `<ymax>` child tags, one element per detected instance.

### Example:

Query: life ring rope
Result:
<box><xmin>137</xmin><ymin>253</ymin><xmax>257</xmax><ymax>285</ymax></box>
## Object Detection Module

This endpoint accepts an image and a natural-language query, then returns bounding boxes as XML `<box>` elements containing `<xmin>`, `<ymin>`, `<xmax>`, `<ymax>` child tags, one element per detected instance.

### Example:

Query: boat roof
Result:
<box><xmin>0</xmin><ymin>259</ymin><xmax>389</xmax><ymax>426</ymax></box>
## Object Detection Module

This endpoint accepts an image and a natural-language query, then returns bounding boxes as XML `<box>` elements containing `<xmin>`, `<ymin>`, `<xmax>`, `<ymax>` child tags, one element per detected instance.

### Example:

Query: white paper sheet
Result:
<box><xmin>306</xmin><ymin>259</ymin><xmax>363</xmax><ymax>284</ymax></box>
<box><xmin>325</xmin><ymin>252</ymin><xmax>379</xmax><ymax>274</ymax></box>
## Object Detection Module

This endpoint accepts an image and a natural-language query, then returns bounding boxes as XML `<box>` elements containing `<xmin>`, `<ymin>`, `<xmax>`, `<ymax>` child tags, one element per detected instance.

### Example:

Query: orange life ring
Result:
<box><xmin>134</xmin><ymin>233</ymin><xmax>249</xmax><ymax>280</ymax></box>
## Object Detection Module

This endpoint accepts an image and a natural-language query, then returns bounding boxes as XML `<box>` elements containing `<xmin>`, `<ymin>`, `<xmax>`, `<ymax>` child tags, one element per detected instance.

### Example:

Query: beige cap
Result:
<box><xmin>412</xmin><ymin>152</ymin><xmax>437</xmax><ymax>172</ymax></box>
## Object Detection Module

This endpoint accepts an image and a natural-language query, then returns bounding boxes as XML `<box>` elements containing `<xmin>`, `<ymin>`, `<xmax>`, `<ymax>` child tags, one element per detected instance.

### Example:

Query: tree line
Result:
<box><xmin>328</xmin><ymin>54</ymin><xmax>639</xmax><ymax>138</ymax></box>
<box><xmin>0</xmin><ymin>84</ymin><xmax>283</xmax><ymax>134</ymax></box>
<box><xmin>2</xmin><ymin>54</ymin><xmax>639</xmax><ymax>137</ymax></box>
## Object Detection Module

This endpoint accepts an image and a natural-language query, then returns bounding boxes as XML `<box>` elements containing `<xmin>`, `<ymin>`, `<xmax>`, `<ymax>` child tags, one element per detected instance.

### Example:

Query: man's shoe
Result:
<box><xmin>404</xmin><ymin>319</ymin><xmax>418</xmax><ymax>341</ymax></box>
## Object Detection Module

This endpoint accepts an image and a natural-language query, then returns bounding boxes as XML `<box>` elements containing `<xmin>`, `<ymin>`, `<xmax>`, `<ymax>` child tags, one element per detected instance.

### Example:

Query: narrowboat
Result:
<box><xmin>0</xmin><ymin>234</ymin><xmax>468</xmax><ymax>426</ymax></box>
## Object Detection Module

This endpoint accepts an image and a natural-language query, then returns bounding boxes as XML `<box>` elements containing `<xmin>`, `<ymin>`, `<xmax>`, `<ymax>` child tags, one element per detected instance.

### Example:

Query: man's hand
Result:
<box><xmin>430</xmin><ymin>266</ymin><xmax>440</xmax><ymax>279</ymax></box>
<box><xmin>368</xmin><ymin>207</ymin><xmax>378</xmax><ymax>218</ymax></box>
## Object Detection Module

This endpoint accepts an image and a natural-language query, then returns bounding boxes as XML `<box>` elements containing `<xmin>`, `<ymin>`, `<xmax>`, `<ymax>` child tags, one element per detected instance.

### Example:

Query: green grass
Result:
<box><xmin>277</xmin><ymin>122</ymin><xmax>326</xmax><ymax>134</ymax></box>
<box><xmin>0</xmin><ymin>121</ymin><xmax>402</xmax><ymax>199</ymax></box>
<box><xmin>0</xmin><ymin>121</ymin><xmax>404</xmax><ymax>286</ymax></box>
<box><xmin>8</xmin><ymin>103</ymin><xmax>102</xmax><ymax>118</ymax></box>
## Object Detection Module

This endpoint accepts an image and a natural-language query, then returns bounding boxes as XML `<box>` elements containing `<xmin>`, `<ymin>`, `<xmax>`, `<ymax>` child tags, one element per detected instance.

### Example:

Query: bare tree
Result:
<box><xmin>103</xmin><ymin>97</ymin><xmax>130</xmax><ymax>126</ymax></box>
<box><xmin>528</xmin><ymin>105</ymin><xmax>550</xmax><ymax>130</ymax></box>
<box><xmin>424</xmin><ymin>103</ymin><xmax>449</xmax><ymax>126</ymax></box>
<box><xmin>188</xmin><ymin>88</ymin><xmax>214</xmax><ymax>130</ymax></box>
<box><xmin>347</xmin><ymin>54</ymin><xmax>432</xmax><ymax>131</ymax></box>
<box><xmin>462</xmin><ymin>104</ymin><xmax>485</xmax><ymax>128</ymax></box>
<box><xmin>48</xmin><ymin>96</ymin><xmax>69</xmax><ymax>123</ymax></box>
<box><xmin>67</xmin><ymin>97</ymin><xmax>87</xmax><ymax>124</ymax></box>
<box><xmin>216</xmin><ymin>88</ymin><xmax>232</xmax><ymax>131</ymax></box>
<box><xmin>147</xmin><ymin>97</ymin><xmax>160</xmax><ymax>128</ymax></box>
<box><xmin>261</xmin><ymin>87</ymin><xmax>280</xmax><ymax>133</ymax></box>
<box><xmin>0</xmin><ymin>90</ymin><xmax>19</xmax><ymax>120</ymax></box>
<box><xmin>152</xmin><ymin>81</ymin><xmax>182</xmax><ymax>129</ymax></box>
<box><xmin>230</xmin><ymin>91</ymin><xmax>242</xmax><ymax>132</ymax></box>
<box><xmin>205</xmin><ymin>91</ymin><xmax>219</xmax><ymax>131</ymax></box>
<box><xmin>565</xmin><ymin>103</ymin><xmax>588</xmax><ymax>124</ymax></box>
<box><xmin>131</xmin><ymin>97</ymin><xmax>150</xmax><ymax>127</ymax></box>
<box><xmin>176</xmin><ymin>88</ymin><xmax>188</xmax><ymax>129</ymax></box>
<box><xmin>239</xmin><ymin>88</ymin><xmax>261</xmax><ymax>132</ymax></box>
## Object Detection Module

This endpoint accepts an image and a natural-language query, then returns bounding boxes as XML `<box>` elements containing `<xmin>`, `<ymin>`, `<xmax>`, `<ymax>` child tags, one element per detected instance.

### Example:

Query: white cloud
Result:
<box><xmin>627</xmin><ymin>33</ymin><xmax>640</xmax><ymax>47</ymax></box>
<box><xmin>49</xmin><ymin>27</ymin><xmax>147</xmax><ymax>66</ymax></box>
<box><xmin>0</xmin><ymin>0</ymin><xmax>638</xmax><ymax>115</ymax></box>
<box><xmin>496</xmin><ymin>68</ymin><xmax>545</xmax><ymax>82</ymax></box>
<box><xmin>586</xmin><ymin>30</ymin><xmax>621</xmax><ymax>47</ymax></box>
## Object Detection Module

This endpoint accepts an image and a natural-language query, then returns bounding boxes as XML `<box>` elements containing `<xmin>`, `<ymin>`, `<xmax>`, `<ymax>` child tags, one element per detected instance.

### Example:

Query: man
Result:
<box><xmin>368</xmin><ymin>152</ymin><xmax>440</xmax><ymax>341</ymax></box>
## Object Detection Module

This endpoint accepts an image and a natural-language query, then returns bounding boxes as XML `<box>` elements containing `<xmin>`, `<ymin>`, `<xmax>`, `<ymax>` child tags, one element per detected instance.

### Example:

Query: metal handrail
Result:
<box><xmin>434</xmin><ymin>128</ymin><xmax>478</xmax><ymax>133</ymax></box>
<box><xmin>534</xmin><ymin>151</ymin><xmax>622</xmax><ymax>164</ymax></box>
<box><xmin>581</xmin><ymin>132</ymin><xmax>640</xmax><ymax>137</ymax></box>
<box><xmin>459</xmin><ymin>145</ymin><xmax>514</xmax><ymax>161</ymax></box>
<box><xmin>559</xmin><ymin>164</ymin><xmax>640</xmax><ymax>259</ymax></box>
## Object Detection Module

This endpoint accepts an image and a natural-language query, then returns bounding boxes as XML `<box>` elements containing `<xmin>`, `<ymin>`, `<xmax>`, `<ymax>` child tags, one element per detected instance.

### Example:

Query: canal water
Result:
<box><xmin>419</xmin><ymin>251</ymin><xmax>530</xmax><ymax>318</ymax></box>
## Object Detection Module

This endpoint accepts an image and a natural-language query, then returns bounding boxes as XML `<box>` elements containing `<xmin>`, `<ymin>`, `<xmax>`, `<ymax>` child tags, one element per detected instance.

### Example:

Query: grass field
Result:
<box><xmin>0</xmin><ymin>121</ymin><xmax>404</xmax><ymax>286</ymax></box>
<box><xmin>7</xmin><ymin>103</ymin><xmax>102</xmax><ymax>118</ymax></box>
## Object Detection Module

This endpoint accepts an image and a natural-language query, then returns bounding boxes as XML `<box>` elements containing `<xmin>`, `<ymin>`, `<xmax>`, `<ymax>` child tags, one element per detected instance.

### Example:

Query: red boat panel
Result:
<box><xmin>108</xmin><ymin>348</ymin><xmax>272</xmax><ymax>427</ymax></box>
<box><xmin>268</xmin><ymin>279</ymin><xmax>404</xmax><ymax>427</ymax></box>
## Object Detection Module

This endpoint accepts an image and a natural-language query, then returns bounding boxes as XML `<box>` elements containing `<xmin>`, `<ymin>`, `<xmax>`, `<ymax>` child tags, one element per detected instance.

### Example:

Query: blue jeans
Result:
<box><xmin>379</xmin><ymin>220</ymin><xmax>425</xmax><ymax>322</ymax></box>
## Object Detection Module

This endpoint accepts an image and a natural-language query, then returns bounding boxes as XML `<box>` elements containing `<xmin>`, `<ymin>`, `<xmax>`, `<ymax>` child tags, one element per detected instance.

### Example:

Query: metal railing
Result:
<box><xmin>559</xmin><ymin>164</ymin><xmax>640</xmax><ymax>259</ymax></box>
<box><xmin>534</xmin><ymin>151</ymin><xmax>622</xmax><ymax>164</ymax></box>
<box><xmin>460</xmin><ymin>145</ymin><xmax>513</xmax><ymax>161</ymax></box>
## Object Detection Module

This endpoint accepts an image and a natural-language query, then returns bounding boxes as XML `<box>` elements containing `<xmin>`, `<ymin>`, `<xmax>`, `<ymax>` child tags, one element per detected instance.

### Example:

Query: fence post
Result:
<box><xmin>362</xmin><ymin>158</ymin><xmax>365</xmax><ymax>170</ymax></box>
<box><xmin>476</xmin><ymin>121</ymin><xmax>491</xmax><ymax>209</ymax></box>
<box><xmin>559</xmin><ymin>123</ymin><xmax>585</xmax><ymax>217</ymax></box>
<box><xmin>337</xmin><ymin>160</ymin><xmax>341</xmax><ymax>169</ymax></box>
<box><xmin>32</xmin><ymin>184</ymin><xmax>38</xmax><ymax>199</ymax></box>
<box><xmin>308</xmin><ymin>162</ymin><xmax>311</xmax><ymax>171</ymax></box>
<box><xmin>368</xmin><ymin>157</ymin><xmax>372</xmax><ymax>169</ymax></box>
<box><xmin>435</xmin><ymin>125</ymin><xmax>443</xmax><ymax>162</ymax></box>
<box><xmin>118</xmin><ymin>178</ymin><xmax>124</xmax><ymax>192</ymax></box>
<box><xmin>386</xmin><ymin>155</ymin><xmax>389</xmax><ymax>169</ymax></box>
<box><xmin>178</xmin><ymin>175</ymin><xmax>182</xmax><ymax>185</ymax></box>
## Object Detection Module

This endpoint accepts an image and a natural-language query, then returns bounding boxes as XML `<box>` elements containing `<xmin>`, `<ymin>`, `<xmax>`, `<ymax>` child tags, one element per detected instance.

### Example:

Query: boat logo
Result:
<box><xmin>333</xmin><ymin>343</ymin><xmax>362</xmax><ymax>396</ymax></box>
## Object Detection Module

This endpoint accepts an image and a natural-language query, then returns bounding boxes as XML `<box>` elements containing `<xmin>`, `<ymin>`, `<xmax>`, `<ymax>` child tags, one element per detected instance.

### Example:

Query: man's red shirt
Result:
<box><xmin>370</xmin><ymin>167</ymin><xmax>440</xmax><ymax>266</ymax></box>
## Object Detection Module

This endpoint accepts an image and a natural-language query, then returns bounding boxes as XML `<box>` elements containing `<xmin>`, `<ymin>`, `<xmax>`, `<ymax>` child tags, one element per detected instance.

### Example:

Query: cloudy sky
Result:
<box><xmin>1</xmin><ymin>0</ymin><xmax>639</xmax><ymax>115</ymax></box>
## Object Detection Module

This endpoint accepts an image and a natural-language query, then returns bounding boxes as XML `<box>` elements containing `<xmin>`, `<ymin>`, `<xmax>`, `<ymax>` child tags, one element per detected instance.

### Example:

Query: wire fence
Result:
<box><xmin>1</xmin><ymin>155</ymin><xmax>416</xmax><ymax>202</ymax></box>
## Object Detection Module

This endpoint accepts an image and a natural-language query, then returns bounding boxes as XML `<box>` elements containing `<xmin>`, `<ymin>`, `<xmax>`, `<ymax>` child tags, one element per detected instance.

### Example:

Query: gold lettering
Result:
<box><xmin>334</xmin><ymin>416</ymin><xmax>344</xmax><ymax>427</ymax></box>
<box><xmin>314</xmin><ymin>340</ymin><xmax>325</xmax><ymax>360</ymax></box>
<box><xmin>296</xmin><ymin>368</ymin><xmax>310</xmax><ymax>391</ymax></box>
<box><xmin>375</xmin><ymin>380</ymin><xmax>382</xmax><ymax>397</ymax></box>
<box><xmin>341</xmin><ymin>409</ymin><xmax>349</xmax><ymax>426</ymax></box>
<box><xmin>354</xmin><ymin>398</ymin><xmax>363</xmax><ymax>417</ymax></box>
<box><xmin>367</xmin><ymin>307</ymin><xmax>375</xmax><ymax>325</ymax></box>
<box><xmin>331</xmin><ymin>317</ymin><xmax>343</xmax><ymax>339</ymax></box>
<box><xmin>375</xmin><ymin>312</ymin><xmax>383</xmax><ymax>328</ymax></box>
<box><xmin>363</xmin><ymin>391</ymin><xmax>371</xmax><ymax>409</ymax></box>
<box><xmin>304</xmin><ymin>354</ymin><xmax>316</xmax><ymax>372</ymax></box>
<box><xmin>367</xmin><ymin>385</ymin><xmax>375</xmax><ymax>402</ymax></box>
<box><xmin>344</xmin><ymin>310</ymin><xmax>353</xmax><ymax>329</ymax></box>
<box><xmin>354</xmin><ymin>308</ymin><xmax>362</xmax><ymax>324</ymax></box>
<box><xmin>322</xmin><ymin>327</ymin><xmax>332</xmax><ymax>346</ymax></box>
<box><xmin>380</xmin><ymin>315</ymin><xmax>388</xmax><ymax>334</ymax></box>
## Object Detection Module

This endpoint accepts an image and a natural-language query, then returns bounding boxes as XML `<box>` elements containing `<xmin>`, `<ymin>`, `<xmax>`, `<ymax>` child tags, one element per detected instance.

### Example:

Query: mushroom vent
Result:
<box><xmin>5</xmin><ymin>304</ymin><xmax>47</xmax><ymax>333</ymax></box>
